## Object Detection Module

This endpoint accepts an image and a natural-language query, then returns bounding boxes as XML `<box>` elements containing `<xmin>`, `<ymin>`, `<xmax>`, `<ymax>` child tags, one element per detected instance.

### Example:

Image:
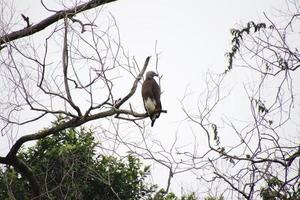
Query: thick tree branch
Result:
<box><xmin>286</xmin><ymin>147</ymin><xmax>300</xmax><ymax>166</ymax></box>
<box><xmin>0</xmin><ymin>156</ymin><xmax>40</xmax><ymax>198</ymax></box>
<box><xmin>4</xmin><ymin>104</ymin><xmax>167</xmax><ymax>161</ymax></box>
<box><xmin>0</xmin><ymin>156</ymin><xmax>6</xmax><ymax>164</ymax></box>
<box><xmin>12</xmin><ymin>158</ymin><xmax>41</xmax><ymax>198</ymax></box>
<box><xmin>0</xmin><ymin>0</ymin><xmax>117</xmax><ymax>45</ymax></box>
<box><xmin>5</xmin><ymin>109</ymin><xmax>114</xmax><ymax>160</ymax></box>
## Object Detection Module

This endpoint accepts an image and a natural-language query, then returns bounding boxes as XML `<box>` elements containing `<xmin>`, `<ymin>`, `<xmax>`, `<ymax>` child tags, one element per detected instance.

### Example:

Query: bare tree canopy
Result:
<box><xmin>0</xmin><ymin>0</ymin><xmax>299</xmax><ymax>199</ymax></box>
<box><xmin>180</xmin><ymin>1</ymin><xmax>300</xmax><ymax>199</ymax></box>
<box><xmin>0</xmin><ymin>0</ymin><xmax>162</xmax><ymax>197</ymax></box>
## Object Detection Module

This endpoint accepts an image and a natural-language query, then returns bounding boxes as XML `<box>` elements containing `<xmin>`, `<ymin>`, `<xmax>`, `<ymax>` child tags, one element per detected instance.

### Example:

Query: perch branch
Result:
<box><xmin>114</xmin><ymin>56</ymin><xmax>150</xmax><ymax>109</ymax></box>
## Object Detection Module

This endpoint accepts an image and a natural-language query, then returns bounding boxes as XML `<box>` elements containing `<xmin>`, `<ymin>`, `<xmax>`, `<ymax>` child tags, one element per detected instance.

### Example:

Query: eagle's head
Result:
<box><xmin>145</xmin><ymin>71</ymin><xmax>158</xmax><ymax>79</ymax></box>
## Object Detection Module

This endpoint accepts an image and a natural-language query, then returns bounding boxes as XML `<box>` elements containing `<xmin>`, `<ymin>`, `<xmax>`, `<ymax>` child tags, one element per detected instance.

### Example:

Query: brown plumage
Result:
<box><xmin>142</xmin><ymin>71</ymin><xmax>162</xmax><ymax>127</ymax></box>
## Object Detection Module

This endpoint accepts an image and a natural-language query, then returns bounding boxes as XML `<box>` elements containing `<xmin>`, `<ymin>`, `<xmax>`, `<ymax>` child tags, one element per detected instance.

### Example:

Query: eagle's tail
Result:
<box><xmin>151</xmin><ymin>119</ymin><xmax>155</xmax><ymax>127</ymax></box>
<box><xmin>150</xmin><ymin>113</ymin><xmax>160</xmax><ymax>127</ymax></box>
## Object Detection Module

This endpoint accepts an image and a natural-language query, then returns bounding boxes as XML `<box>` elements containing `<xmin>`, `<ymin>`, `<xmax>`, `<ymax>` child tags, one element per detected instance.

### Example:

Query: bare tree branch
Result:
<box><xmin>0</xmin><ymin>0</ymin><xmax>117</xmax><ymax>46</ymax></box>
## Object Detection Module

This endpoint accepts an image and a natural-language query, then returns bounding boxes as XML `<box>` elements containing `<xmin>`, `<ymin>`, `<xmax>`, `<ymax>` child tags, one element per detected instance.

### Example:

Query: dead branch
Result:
<box><xmin>0</xmin><ymin>0</ymin><xmax>117</xmax><ymax>45</ymax></box>
<box><xmin>21</xmin><ymin>14</ymin><xmax>31</xmax><ymax>27</ymax></box>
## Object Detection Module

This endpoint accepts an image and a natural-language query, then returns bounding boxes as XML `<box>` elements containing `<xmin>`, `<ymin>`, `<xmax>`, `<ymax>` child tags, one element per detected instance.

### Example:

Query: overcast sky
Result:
<box><xmin>1</xmin><ymin>0</ymin><xmax>289</xmax><ymax>197</ymax></box>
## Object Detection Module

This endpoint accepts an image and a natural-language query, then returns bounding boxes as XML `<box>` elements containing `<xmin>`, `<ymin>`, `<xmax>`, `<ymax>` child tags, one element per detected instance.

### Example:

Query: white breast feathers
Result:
<box><xmin>144</xmin><ymin>98</ymin><xmax>156</xmax><ymax>113</ymax></box>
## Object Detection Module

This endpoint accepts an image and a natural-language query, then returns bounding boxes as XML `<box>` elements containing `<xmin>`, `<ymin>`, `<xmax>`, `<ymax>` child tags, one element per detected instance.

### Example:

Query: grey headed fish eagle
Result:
<box><xmin>142</xmin><ymin>71</ymin><xmax>162</xmax><ymax>127</ymax></box>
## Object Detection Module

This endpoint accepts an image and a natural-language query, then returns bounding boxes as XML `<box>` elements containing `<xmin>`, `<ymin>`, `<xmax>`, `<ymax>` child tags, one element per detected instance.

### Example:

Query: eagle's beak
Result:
<box><xmin>154</xmin><ymin>73</ymin><xmax>159</xmax><ymax>77</ymax></box>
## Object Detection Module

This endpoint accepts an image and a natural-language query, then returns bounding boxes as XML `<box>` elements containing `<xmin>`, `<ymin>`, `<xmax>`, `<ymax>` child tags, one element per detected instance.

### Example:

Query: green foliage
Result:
<box><xmin>181</xmin><ymin>192</ymin><xmax>197</xmax><ymax>200</ymax></box>
<box><xmin>260</xmin><ymin>177</ymin><xmax>300</xmax><ymax>200</ymax></box>
<box><xmin>0</xmin><ymin>162</ymin><xmax>33</xmax><ymax>199</ymax></box>
<box><xmin>152</xmin><ymin>189</ymin><xmax>197</xmax><ymax>200</ymax></box>
<box><xmin>204</xmin><ymin>195</ymin><xmax>224</xmax><ymax>200</ymax></box>
<box><xmin>0</xmin><ymin>120</ymin><xmax>198</xmax><ymax>200</ymax></box>
<box><xmin>0</xmin><ymin>125</ymin><xmax>155</xmax><ymax>199</ymax></box>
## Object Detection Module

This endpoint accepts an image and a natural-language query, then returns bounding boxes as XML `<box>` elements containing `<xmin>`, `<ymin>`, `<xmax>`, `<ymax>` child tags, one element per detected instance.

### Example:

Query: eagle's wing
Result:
<box><xmin>151</xmin><ymin>80</ymin><xmax>161</xmax><ymax>114</ymax></box>
<box><xmin>142</xmin><ymin>79</ymin><xmax>161</xmax><ymax>127</ymax></box>
<box><xmin>142</xmin><ymin>80</ymin><xmax>151</xmax><ymax>112</ymax></box>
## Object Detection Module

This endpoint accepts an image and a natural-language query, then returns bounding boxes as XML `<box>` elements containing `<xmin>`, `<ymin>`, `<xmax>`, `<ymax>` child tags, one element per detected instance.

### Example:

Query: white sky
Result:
<box><xmin>1</xmin><ymin>0</ymin><xmax>293</xmax><ymax>198</ymax></box>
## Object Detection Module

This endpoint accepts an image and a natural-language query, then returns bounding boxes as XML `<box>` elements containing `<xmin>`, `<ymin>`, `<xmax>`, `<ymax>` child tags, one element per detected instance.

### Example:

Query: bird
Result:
<box><xmin>142</xmin><ymin>71</ymin><xmax>162</xmax><ymax>127</ymax></box>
